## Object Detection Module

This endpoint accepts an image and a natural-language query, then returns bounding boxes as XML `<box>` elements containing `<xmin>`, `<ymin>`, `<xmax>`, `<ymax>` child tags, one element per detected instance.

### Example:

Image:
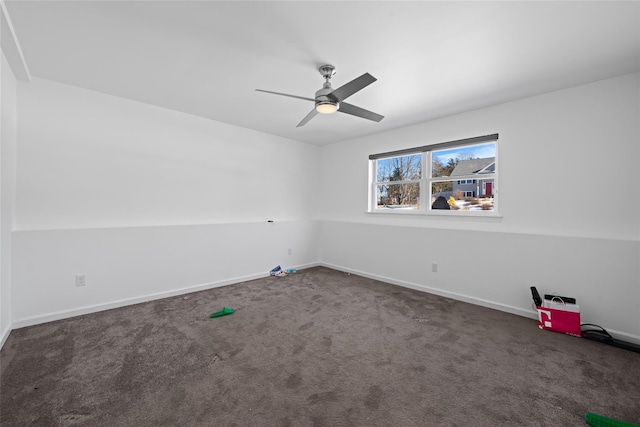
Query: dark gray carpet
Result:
<box><xmin>1</xmin><ymin>267</ymin><xmax>639</xmax><ymax>426</ymax></box>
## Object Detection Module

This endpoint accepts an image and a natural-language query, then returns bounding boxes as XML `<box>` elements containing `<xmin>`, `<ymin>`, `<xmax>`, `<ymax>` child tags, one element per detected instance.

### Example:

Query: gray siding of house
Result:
<box><xmin>452</xmin><ymin>179</ymin><xmax>494</xmax><ymax>197</ymax></box>
<box><xmin>450</xmin><ymin>157</ymin><xmax>495</xmax><ymax>197</ymax></box>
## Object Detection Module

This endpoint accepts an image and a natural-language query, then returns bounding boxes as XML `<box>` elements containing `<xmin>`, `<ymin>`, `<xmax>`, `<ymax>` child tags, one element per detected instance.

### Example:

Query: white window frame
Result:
<box><xmin>368</xmin><ymin>134</ymin><xmax>499</xmax><ymax>216</ymax></box>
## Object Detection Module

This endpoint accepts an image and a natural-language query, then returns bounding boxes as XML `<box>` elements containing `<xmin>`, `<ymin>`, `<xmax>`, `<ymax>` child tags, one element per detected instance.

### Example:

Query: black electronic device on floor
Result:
<box><xmin>581</xmin><ymin>324</ymin><xmax>640</xmax><ymax>354</ymax></box>
<box><xmin>544</xmin><ymin>294</ymin><xmax>576</xmax><ymax>304</ymax></box>
<box><xmin>530</xmin><ymin>286</ymin><xmax>542</xmax><ymax>306</ymax></box>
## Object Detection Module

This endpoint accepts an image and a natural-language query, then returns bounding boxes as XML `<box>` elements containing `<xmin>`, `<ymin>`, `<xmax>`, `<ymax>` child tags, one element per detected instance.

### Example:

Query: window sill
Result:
<box><xmin>366</xmin><ymin>209</ymin><xmax>503</xmax><ymax>220</ymax></box>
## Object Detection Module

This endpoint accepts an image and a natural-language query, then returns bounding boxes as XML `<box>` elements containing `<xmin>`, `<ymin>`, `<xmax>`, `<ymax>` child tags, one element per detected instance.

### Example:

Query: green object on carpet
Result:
<box><xmin>210</xmin><ymin>307</ymin><xmax>234</xmax><ymax>318</ymax></box>
<box><xmin>585</xmin><ymin>412</ymin><xmax>640</xmax><ymax>427</ymax></box>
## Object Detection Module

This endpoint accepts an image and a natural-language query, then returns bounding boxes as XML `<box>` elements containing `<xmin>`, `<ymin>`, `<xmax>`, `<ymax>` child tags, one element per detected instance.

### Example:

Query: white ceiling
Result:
<box><xmin>5</xmin><ymin>1</ymin><xmax>640</xmax><ymax>146</ymax></box>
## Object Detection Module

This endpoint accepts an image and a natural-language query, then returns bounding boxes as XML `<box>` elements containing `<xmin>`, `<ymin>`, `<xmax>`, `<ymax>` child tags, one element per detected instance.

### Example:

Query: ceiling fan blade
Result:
<box><xmin>328</xmin><ymin>73</ymin><xmax>377</xmax><ymax>102</ymax></box>
<box><xmin>296</xmin><ymin>108</ymin><xmax>319</xmax><ymax>127</ymax></box>
<box><xmin>338</xmin><ymin>102</ymin><xmax>384</xmax><ymax>122</ymax></box>
<box><xmin>255</xmin><ymin>89</ymin><xmax>315</xmax><ymax>102</ymax></box>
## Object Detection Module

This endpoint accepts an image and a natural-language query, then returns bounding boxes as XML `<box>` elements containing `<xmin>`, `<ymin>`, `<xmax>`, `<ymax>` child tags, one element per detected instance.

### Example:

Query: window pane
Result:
<box><xmin>431</xmin><ymin>143</ymin><xmax>496</xmax><ymax>178</ymax></box>
<box><xmin>376</xmin><ymin>183</ymin><xmax>420</xmax><ymax>209</ymax></box>
<box><xmin>377</xmin><ymin>154</ymin><xmax>421</xmax><ymax>182</ymax></box>
<box><xmin>431</xmin><ymin>181</ymin><xmax>494</xmax><ymax>211</ymax></box>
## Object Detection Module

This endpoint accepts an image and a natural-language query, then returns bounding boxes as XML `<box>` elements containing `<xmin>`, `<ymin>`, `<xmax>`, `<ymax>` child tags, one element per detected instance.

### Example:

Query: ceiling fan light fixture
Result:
<box><xmin>316</xmin><ymin>101</ymin><xmax>338</xmax><ymax>114</ymax></box>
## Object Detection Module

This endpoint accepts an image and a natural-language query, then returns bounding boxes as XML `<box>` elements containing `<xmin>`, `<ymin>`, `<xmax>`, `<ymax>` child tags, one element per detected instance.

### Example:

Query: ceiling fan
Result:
<box><xmin>256</xmin><ymin>64</ymin><xmax>384</xmax><ymax>127</ymax></box>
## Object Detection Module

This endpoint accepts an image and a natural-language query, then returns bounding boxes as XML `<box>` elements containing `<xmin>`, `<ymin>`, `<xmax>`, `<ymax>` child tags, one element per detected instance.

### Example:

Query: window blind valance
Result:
<box><xmin>368</xmin><ymin>133</ymin><xmax>499</xmax><ymax>160</ymax></box>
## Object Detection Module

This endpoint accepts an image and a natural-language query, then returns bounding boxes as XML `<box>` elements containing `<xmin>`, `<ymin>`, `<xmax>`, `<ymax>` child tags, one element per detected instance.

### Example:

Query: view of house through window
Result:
<box><xmin>370</xmin><ymin>135</ymin><xmax>498</xmax><ymax>214</ymax></box>
<box><xmin>430</xmin><ymin>142</ymin><xmax>496</xmax><ymax>211</ymax></box>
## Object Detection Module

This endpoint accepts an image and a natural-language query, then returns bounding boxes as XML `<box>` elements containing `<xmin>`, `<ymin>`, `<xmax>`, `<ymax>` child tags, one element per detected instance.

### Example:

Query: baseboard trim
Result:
<box><xmin>320</xmin><ymin>262</ymin><xmax>535</xmax><ymax>318</ymax></box>
<box><xmin>11</xmin><ymin>262</ymin><xmax>320</xmax><ymax>330</ymax></box>
<box><xmin>8</xmin><ymin>261</ymin><xmax>639</xmax><ymax>347</ymax></box>
<box><xmin>0</xmin><ymin>323</ymin><xmax>12</xmax><ymax>349</ymax></box>
<box><xmin>319</xmin><ymin>262</ymin><xmax>640</xmax><ymax>345</ymax></box>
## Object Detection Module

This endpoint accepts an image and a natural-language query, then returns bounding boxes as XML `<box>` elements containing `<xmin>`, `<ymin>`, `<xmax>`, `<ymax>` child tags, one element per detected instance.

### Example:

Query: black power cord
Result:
<box><xmin>581</xmin><ymin>324</ymin><xmax>640</xmax><ymax>354</ymax></box>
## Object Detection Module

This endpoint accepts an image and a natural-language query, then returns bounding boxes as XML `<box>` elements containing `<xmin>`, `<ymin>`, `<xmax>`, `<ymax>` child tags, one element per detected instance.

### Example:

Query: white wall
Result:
<box><xmin>12</xmin><ymin>220</ymin><xmax>318</xmax><ymax>325</ymax></box>
<box><xmin>16</xmin><ymin>78</ymin><xmax>320</xmax><ymax>230</ymax></box>
<box><xmin>11</xmin><ymin>78</ymin><xmax>320</xmax><ymax>326</ymax></box>
<box><xmin>319</xmin><ymin>73</ymin><xmax>640</xmax><ymax>342</ymax></box>
<box><xmin>0</xmin><ymin>50</ymin><xmax>17</xmax><ymax>346</ymax></box>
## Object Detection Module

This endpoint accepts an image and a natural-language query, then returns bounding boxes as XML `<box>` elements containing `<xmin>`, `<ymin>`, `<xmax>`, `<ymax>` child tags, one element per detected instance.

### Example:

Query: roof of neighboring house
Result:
<box><xmin>450</xmin><ymin>157</ymin><xmax>495</xmax><ymax>176</ymax></box>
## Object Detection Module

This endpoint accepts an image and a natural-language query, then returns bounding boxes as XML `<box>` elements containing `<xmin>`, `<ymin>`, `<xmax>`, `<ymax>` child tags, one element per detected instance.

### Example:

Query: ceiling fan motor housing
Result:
<box><xmin>315</xmin><ymin>85</ymin><xmax>339</xmax><ymax>113</ymax></box>
<box><xmin>314</xmin><ymin>65</ymin><xmax>339</xmax><ymax>113</ymax></box>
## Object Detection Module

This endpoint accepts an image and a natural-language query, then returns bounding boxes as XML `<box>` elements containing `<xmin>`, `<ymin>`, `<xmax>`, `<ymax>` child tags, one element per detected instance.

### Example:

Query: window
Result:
<box><xmin>369</xmin><ymin>134</ymin><xmax>498</xmax><ymax>214</ymax></box>
<box><xmin>373</xmin><ymin>154</ymin><xmax>421</xmax><ymax>210</ymax></box>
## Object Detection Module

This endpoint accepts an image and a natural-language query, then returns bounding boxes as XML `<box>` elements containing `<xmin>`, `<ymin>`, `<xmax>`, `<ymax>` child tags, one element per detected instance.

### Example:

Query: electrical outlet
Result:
<box><xmin>431</xmin><ymin>263</ymin><xmax>438</xmax><ymax>273</ymax></box>
<box><xmin>76</xmin><ymin>274</ymin><xmax>86</xmax><ymax>286</ymax></box>
<box><xmin>288</xmin><ymin>248</ymin><xmax>293</xmax><ymax>255</ymax></box>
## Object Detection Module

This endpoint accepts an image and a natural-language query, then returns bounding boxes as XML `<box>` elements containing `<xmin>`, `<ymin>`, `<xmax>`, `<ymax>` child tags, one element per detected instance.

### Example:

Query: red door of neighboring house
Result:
<box><xmin>485</xmin><ymin>182</ymin><xmax>493</xmax><ymax>196</ymax></box>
